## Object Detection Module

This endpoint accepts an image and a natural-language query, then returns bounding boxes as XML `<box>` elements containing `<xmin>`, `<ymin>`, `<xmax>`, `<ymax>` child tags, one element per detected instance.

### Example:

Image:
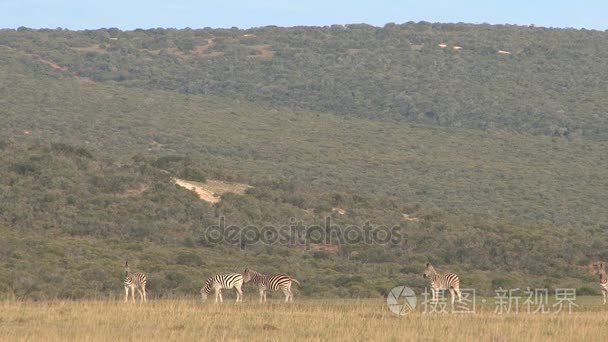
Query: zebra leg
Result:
<box><xmin>449</xmin><ymin>288</ymin><xmax>455</xmax><ymax>306</ymax></box>
<box><xmin>282</xmin><ymin>289</ymin><xmax>290</xmax><ymax>302</ymax></box>
<box><xmin>131</xmin><ymin>286</ymin><xmax>136</xmax><ymax>303</ymax></box>
<box><xmin>142</xmin><ymin>285</ymin><xmax>147</xmax><ymax>303</ymax></box>
<box><xmin>455</xmin><ymin>287</ymin><xmax>462</xmax><ymax>303</ymax></box>
<box><xmin>259</xmin><ymin>289</ymin><xmax>264</xmax><ymax>303</ymax></box>
<box><xmin>124</xmin><ymin>286</ymin><xmax>129</xmax><ymax>302</ymax></box>
<box><xmin>136</xmin><ymin>287</ymin><xmax>144</xmax><ymax>302</ymax></box>
<box><xmin>603</xmin><ymin>289</ymin><xmax>607</xmax><ymax>304</ymax></box>
<box><xmin>214</xmin><ymin>288</ymin><xmax>220</xmax><ymax>303</ymax></box>
<box><xmin>235</xmin><ymin>284</ymin><xmax>243</xmax><ymax>303</ymax></box>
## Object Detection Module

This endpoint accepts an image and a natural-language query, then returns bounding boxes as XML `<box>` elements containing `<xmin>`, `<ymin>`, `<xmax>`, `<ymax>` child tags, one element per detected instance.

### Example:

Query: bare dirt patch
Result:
<box><xmin>295</xmin><ymin>243</ymin><xmax>340</xmax><ymax>254</ymax></box>
<box><xmin>191</xmin><ymin>39</ymin><xmax>225</xmax><ymax>57</ymax></box>
<box><xmin>247</xmin><ymin>44</ymin><xmax>273</xmax><ymax>59</ymax></box>
<box><xmin>332</xmin><ymin>208</ymin><xmax>347</xmax><ymax>215</ymax></box>
<box><xmin>402</xmin><ymin>213</ymin><xmax>419</xmax><ymax>222</ymax></box>
<box><xmin>145</xmin><ymin>39</ymin><xmax>225</xmax><ymax>59</ymax></box>
<box><xmin>173</xmin><ymin>178</ymin><xmax>252</xmax><ymax>203</ymax></box>
<box><xmin>38</xmin><ymin>59</ymin><xmax>68</xmax><ymax>72</ymax></box>
<box><xmin>37</xmin><ymin>58</ymin><xmax>94</xmax><ymax>82</ymax></box>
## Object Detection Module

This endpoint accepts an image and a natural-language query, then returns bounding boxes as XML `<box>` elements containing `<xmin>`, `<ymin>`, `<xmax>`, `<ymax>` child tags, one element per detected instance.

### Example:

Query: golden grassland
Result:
<box><xmin>1</xmin><ymin>297</ymin><xmax>608</xmax><ymax>341</ymax></box>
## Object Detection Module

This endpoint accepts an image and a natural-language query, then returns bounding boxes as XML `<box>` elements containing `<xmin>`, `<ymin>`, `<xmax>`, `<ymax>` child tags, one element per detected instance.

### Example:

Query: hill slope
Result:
<box><xmin>1</xmin><ymin>24</ymin><xmax>607</xmax><ymax>299</ymax></box>
<box><xmin>1</xmin><ymin>51</ymin><xmax>607</xmax><ymax>226</ymax></box>
<box><xmin>2</xmin><ymin>23</ymin><xmax>608</xmax><ymax>138</ymax></box>
<box><xmin>0</xmin><ymin>141</ymin><xmax>602</xmax><ymax>299</ymax></box>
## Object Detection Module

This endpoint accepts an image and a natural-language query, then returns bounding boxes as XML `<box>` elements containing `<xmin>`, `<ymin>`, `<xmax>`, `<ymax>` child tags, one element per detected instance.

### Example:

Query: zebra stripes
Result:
<box><xmin>590</xmin><ymin>262</ymin><xmax>608</xmax><ymax>304</ymax></box>
<box><xmin>201</xmin><ymin>273</ymin><xmax>244</xmax><ymax>303</ymax></box>
<box><xmin>242</xmin><ymin>268</ymin><xmax>301</xmax><ymax>303</ymax></box>
<box><xmin>124</xmin><ymin>260</ymin><xmax>147</xmax><ymax>303</ymax></box>
<box><xmin>119</xmin><ymin>260</ymin><xmax>302</xmax><ymax>303</ymax></box>
<box><xmin>423</xmin><ymin>262</ymin><xmax>461</xmax><ymax>305</ymax></box>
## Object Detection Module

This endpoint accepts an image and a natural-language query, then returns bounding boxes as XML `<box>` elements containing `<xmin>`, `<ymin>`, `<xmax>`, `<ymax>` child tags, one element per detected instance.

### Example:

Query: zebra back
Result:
<box><xmin>125</xmin><ymin>272</ymin><xmax>147</xmax><ymax>288</ymax></box>
<box><xmin>243</xmin><ymin>269</ymin><xmax>293</xmax><ymax>290</ymax></box>
<box><xmin>589</xmin><ymin>261</ymin><xmax>608</xmax><ymax>289</ymax></box>
<box><xmin>201</xmin><ymin>273</ymin><xmax>243</xmax><ymax>296</ymax></box>
<box><xmin>124</xmin><ymin>259</ymin><xmax>147</xmax><ymax>287</ymax></box>
<box><xmin>430</xmin><ymin>273</ymin><xmax>459</xmax><ymax>290</ymax></box>
<box><xmin>424</xmin><ymin>263</ymin><xmax>459</xmax><ymax>290</ymax></box>
<box><xmin>594</xmin><ymin>263</ymin><xmax>608</xmax><ymax>288</ymax></box>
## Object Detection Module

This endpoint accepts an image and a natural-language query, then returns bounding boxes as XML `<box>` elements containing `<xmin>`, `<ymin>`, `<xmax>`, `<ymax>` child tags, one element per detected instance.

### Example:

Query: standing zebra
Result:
<box><xmin>423</xmin><ymin>262</ymin><xmax>461</xmax><ymax>305</ymax></box>
<box><xmin>124</xmin><ymin>260</ymin><xmax>147</xmax><ymax>303</ymax></box>
<box><xmin>589</xmin><ymin>262</ymin><xmax>608</xmax><ymax>304</ymax></box>
<box><xmin>200</xmin><ymin>273</ymin><xmax>244</xmax><ymax>303</ymax></box>
<box><xmin>242</xmin><ymin>268</ymin><xmax>301</xmax><ymax>303</ymax></box>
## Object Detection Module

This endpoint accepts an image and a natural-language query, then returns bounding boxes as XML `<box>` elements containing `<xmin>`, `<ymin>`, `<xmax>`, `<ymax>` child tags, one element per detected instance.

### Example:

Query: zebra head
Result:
<box><xmin>589</xmin><ymin>262</ymin><xmax>599</xmax><ymax>275</ymax></box>
<box><xmin>124</xmin><ymin>259</ymin><xmax>130</xmax><ymax>275</ymax></box>
<box><xmin>200</xmin><ymin>278</ymin><xmax>213</xmax><ymax>300</ymax></box>
<box><xmin>589</xmin><ymin>262</ymin><xmax>606</xmax><ymax>275</ymax></box>
<box><xmin>242</xmin><ymin>268</ymin><xmax>253</xmax><ymax>283</ymax></box>
<box><xmin>423</xmin><ymin>262</ymin><xmax>436</xmax><ymax>279</ymax></box>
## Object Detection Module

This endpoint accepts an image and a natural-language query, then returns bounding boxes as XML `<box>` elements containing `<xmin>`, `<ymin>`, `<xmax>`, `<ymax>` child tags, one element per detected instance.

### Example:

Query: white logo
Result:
<box><xmin>387</xmin><ymin>286</ymin><xmax>417</xmax><ymax>315</ymax></box>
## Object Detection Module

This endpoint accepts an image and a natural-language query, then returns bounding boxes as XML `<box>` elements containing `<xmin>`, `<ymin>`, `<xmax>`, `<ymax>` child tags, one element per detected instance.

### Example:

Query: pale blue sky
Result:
<box><xmin>1</xmin><ymin>0</ymin><xmax>606</xmax><ymax>30</ymax></box>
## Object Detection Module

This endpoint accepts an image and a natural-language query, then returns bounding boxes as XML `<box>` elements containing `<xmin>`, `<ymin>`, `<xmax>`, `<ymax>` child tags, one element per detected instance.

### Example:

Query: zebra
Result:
<box><xmin>124</xmin><ymin>260</ymin><xmax>147</xmax><ymax>303</ymax></box>
<box><xmin>200</xmin><ymin>273</ymin><xmax>244</xmax><ymax>303</ymax></box>
<box><xmin>589</xmin><ymin>262</ymin><xmax>608</xmax><ymax>304</ymax></box>
<box><xmin>242</xmin><ymin>268</ymin><xmax>301</xmax><ymax>303</ymax></box>
<box><xmin>423</xmin><ymin>262</ymin><xmax>461</xmax><ymax>305</ymax></box>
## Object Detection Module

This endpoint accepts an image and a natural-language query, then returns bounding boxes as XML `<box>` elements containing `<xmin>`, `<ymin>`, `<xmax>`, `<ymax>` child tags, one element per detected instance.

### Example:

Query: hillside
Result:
<box><xmin>1</xmin><ymin>51</ymin><xmax>607</xmax><ymax>226</ymax></box>
<box><xmin>2</xmin><ymin>23</ymin><xmax>608</xmax><ymax>139</ymax></box>
<box><xmin>0</xmin><ymin>24</ymin><xmax>607</xmax><ymax>299</ymax></box>
<box><xmin>0</xmin><ymin>141</ymin><xmax>602</xmax><ymax>299</ymax></box>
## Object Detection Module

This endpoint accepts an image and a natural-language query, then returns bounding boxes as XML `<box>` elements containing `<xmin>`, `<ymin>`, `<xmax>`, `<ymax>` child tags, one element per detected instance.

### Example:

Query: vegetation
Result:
<box><xmin>0</xmin><ymin>24</ymin><xmax>607</xmax><ymax>299</ymax></box>
<box><xmin>2</xmin><ymin>23</ymin><xmax>608</xmax><ymax>139</ymax></box>
<box><xmin>1</xmin><ymin>299</ymin><xmax>608</xmax><ymax>341</ymax></box>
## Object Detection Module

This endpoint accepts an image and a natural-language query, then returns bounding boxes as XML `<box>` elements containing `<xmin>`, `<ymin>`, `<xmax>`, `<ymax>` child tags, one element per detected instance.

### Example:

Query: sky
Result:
<box><xmin>0</xmin><ymin>0</ymin><xmax>606</xmax><ymax>31</ymax></box>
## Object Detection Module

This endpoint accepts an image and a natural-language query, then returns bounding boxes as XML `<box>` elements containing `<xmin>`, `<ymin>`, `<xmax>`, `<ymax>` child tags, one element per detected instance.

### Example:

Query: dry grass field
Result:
<box><xmin>1</xmin><ymin>297</ymin><xmax>608</xmax><ymax>341</ymax></box>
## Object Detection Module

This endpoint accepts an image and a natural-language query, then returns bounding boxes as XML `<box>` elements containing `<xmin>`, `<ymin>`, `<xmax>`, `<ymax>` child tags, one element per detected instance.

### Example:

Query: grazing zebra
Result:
<box><xmin>423</xmin><ymin>262</ymin><xmax>461</xmax><ymax>305</ymax></box>
<box><xmin>200</xmin><ymin>273</ymin><xmax>244</xmax><ymax>303</ymax></box>
<box><xmin>589</xmin><ymin>262</ymin><xmax>608</xmax><ymax>304</ymax></box>
<box><xmin>124</xmin><ymin>260</ymin><xmax>147</xmax><ymax>303</ymax></box>
<box><xmin>242</xmin><ymin>268</ymin><xmax>301</xmax><ymax>303</ymax></box>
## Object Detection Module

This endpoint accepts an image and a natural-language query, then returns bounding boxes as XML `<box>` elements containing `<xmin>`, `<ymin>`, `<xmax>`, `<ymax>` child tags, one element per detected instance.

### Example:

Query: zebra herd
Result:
<box><xmin>124</xmin><ymin>260</ymin><xmax>608</xmax><ymax>305</ymax></box>
<box><xmin>123</xmin><ymin>260</ymin><xmax>300</xmax><ymax>303</ymax></box>
<box><xmin>200</xmin><ymin>269</ymin><xmax>301</xmax><ymax>303</ymax></box>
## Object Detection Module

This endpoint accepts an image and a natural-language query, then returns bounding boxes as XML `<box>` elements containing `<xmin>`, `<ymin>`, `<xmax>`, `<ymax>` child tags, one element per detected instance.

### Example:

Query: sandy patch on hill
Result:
<box><xmin>332</xmin><ymin>208</ymin><xmax>347</xmax><ymax>215</ymax></box>
<box><xmin>402</xmin><ymin>213</ymin><xmax>419</xmax><ymax>222</ymax></box>
<box><xmin>173</xmin><ymin>178</ymin><xmax>252</xmax><ymax>203</ymax></box>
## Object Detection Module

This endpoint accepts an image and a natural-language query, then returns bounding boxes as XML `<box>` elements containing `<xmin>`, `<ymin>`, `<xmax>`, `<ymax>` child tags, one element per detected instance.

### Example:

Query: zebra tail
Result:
<box><xmin>291</xmin><ymin>279</ymin><xmax>302</xmax><ymax>288</ymax></box>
